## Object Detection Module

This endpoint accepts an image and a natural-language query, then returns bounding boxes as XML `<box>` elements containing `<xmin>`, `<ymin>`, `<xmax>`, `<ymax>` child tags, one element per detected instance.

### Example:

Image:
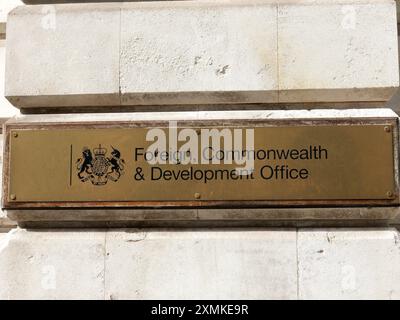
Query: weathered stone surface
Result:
<box><xmin>0</xmin><ymin>41</ymin><xmax>18</xmax><ymax>119</ymax></box>
<box><xmin>5</xmin><ymin>1</ymin><xmax>398</xmax><ymax>109</ymax></box>
<box><xmin>0</xmin><ymin>229</ymin><xmax>105</xmax><ymax>299</ymax></box>
<box><xmin>5</xmin><ymin>3</ymin><xmax>121</xmax><ymax>108</ymax></box>
<box><xmin>2</xmin><ymin>228</ymin><xmax>400</xmax><ymax>299</ymax></box>
<box><xmin>5</xmin><ymin>107</ymin><xmax>397</xmax><ymax>123</ymax></box>
<box><xmin>0</xmin><ymin>0</ymin><xmax>22</xmax><ymax>36</ymax></box>
<box><xmin>104</xmin><ymin>229</ymin><xmax>297</xmax><ymax>299</ymax></box>
<box><xmin>298</xmin><ymin>228</ymin><xmax>400</xmax><ymax>299</ymax></box>
<box><xmin>0</xmin><ymin>228</ymin><xmax>298</xmax><ymax>299</ymax></box>
<box><xmin>0</xmin><ymin>0</ymin><xmax>19</xmax><ymax>115</ymax></box>
<box><xmin>0</xmin><ymin>1</ymin><xmax>19</xmax><ymax>117</ymax></box>
<box><xmin>120</xmin><ymin>1</ymin><xmax>278</xmax><ymax>105</ymax></box>
<box><xmin>8</xmin><ymin>207</ymin><xmax>400</xmax><ymax>228</ymax></box>
<box><xmin>278</xmin><ymin>0</ymin><xmax>399</xmax><ymax>103</ymax></box>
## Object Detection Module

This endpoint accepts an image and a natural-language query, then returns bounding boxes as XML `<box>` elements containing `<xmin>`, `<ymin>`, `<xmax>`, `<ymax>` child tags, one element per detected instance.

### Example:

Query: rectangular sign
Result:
<box><xmin>3</xmin><ymin>118</ymin><xmax>398</xmax><ymax>209</ymax></box>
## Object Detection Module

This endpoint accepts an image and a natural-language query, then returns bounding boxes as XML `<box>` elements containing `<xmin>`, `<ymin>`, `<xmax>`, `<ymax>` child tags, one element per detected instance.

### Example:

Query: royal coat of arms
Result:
<box><xmin>76</xmin><ymin>145</ymin><xmax>125</xmax><ymax>185</ymax></box>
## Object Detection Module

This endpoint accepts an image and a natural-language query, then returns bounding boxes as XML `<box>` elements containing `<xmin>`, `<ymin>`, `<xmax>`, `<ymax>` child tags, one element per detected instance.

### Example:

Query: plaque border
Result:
<box><xmin>3</xmin><ymin>117</ymin><xmax>399</xmax><ymax>209</ymax></box>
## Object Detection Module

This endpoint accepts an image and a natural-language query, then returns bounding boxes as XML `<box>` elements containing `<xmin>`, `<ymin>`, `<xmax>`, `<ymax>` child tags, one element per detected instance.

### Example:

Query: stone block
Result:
<box><xmin>5</xmin><ymin>1</ymin><xmax>398</xmax><ymax>109</ymax></box>
<box><xmin>0</xmin><ymin>229</ymin><xmax>105</xmax><ymax>299</ymax></box>
<box><xmin>278</xmin><ymin>0</ymin><xmax>399</xmax><ymax>103</ymax></box>
<box><xmin>120</xmin><ymin>1</ymin><xmax>278</xmax><ymax>105</ymax></box>
<box><xmin>0</xmin><ymin>41</ymin><xmax>18</xmax><ymax>119</ymax></box>
<box><xmin>5</xmin><ymin>3</ymin><xmax>121</xmax><ymax>107</ymax></box>
<box><xmin>0</xmin><ymin>1</ymin><xmax>22</xmax><ymax>33</ymax></box>
<box><xmin>298</xmin><ymin>228</ymin><xmax>400</xmax><ymax>299</ymax></box>
<box><xmin>1</xmin><ymin>228</ymin><xmax>400</xmax><ymax>299</ymax></box>
<box><xmin>104</xmin><ymin>229</ymin><xmax>298</xmax><ymax>299</ymax></box>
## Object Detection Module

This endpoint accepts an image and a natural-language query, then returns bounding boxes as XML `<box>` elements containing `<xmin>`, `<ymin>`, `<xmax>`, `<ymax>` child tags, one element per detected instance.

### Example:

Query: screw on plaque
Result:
<box><xmin>10</xmin><ymin>194</ymin><xmax>16</xmax><ymax>200</ymax></box>
<box><xmin>194</xmin><ymin>193</ymin><xmax>201</xmax><ymax>199</ymax></box>
<box><xmin>12</xmin><ymin>132</ymin><xmax>18</xmax><ymax>138</ymax></box>
<box><xmin>384</xmin><ymin>126</ymin><xmax>391</xmax><ymax>133</ymax></box>
<box><xmin>387</xmin><ymin>191</ymin><xmax>394</xmax><ymax>198</ymax></box>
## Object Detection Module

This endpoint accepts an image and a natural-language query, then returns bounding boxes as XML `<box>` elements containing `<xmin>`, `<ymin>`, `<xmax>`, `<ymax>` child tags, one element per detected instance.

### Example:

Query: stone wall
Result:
<box><xmin>0</xmin><ymin>0</ymin><xmax>19</xmax><ymax>120</ymax></box>
<box><xmin>4</xmin><ymin>1</ymin><xmax>399</xmax><ymax>109</ymax></box>
<box><xmin>1</xmin><ymin>228</ymin><xmax>400</xmax><ymax>299</ymax></box>
<box><xmin>0</xmin><ymin>0</ymin><xmax>400</xmax><ymax>300</ymax></box>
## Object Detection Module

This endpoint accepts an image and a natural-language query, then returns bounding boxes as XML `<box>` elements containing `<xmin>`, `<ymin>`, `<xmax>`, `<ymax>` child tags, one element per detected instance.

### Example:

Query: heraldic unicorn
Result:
<box><xmin>76</xmin><ymin>145</ymin><xmax>125</xmax><ymax>186</ymax></box>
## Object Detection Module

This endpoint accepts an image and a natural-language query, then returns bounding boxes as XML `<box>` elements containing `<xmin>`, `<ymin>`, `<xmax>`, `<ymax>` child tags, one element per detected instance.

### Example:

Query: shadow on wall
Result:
<box><xmin>386</xmin><ymin>89</ymin><xmax>400</xmax><ymax>115</ymax></box>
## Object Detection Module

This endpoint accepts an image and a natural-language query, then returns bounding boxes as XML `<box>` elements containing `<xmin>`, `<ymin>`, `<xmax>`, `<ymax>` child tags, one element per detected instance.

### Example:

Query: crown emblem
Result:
<box><xmin>93</xmin><ymin>144</ymin><xmax>107</xmax><ymax>156</ymax></box>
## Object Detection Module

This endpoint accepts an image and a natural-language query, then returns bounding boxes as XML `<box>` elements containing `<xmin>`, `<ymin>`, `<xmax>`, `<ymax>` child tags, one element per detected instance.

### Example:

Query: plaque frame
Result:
<box><xmin>2</xmin><ymin>117</ymin><xmax>399</xmax><ymax>209</ymax></box>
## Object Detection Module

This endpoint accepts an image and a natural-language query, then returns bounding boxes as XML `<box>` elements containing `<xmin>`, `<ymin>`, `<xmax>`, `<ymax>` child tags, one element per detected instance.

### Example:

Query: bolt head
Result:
<box><xmin>194</xmin><ymin>192</ymin><xmax>201</xmax><ymax>199</ymax></box>
<box><xmin>10</xmin><ymin>194</ymin><xmax>16</xmax><ymax>200</ymax></box>
<box><xmin>12</xmin><ymin>132</ymin><xmax>18</xmax><ymax>138</ymax></box>
<box><xmin>387</xmin><ymin>191</ymin><xmax>394</xmax><ymax>198</ymax></box>
<box><xmin>384</xmin><ymin>126</ymin><xmax>391</xmax><ymax>133</ymax></box>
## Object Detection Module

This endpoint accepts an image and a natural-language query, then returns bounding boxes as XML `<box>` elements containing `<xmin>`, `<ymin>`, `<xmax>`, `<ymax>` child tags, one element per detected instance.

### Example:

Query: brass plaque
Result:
<box><xmin>3</xmin><ymin>119</ymin><xmax>398</xmax><ymax>208</ymax></box>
